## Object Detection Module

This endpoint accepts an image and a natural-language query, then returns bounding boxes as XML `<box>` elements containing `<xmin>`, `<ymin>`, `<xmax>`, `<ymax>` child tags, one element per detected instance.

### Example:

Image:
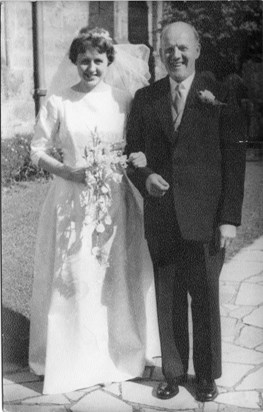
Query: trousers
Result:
<box><xmin>148</xmin><ymin>229</ymin><xmax>225</xmax><ymax>383</ymax></box>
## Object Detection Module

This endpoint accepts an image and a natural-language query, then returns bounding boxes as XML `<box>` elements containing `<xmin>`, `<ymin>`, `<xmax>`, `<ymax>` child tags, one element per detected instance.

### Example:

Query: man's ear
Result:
<box><xmin>196</xmin><ymin>44</ymin><xmax>201</xmax><ymax>60</ymax></box>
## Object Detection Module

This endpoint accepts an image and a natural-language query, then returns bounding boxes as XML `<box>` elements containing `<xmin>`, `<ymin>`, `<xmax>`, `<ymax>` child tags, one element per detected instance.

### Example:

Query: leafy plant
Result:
<box><xmin>1</xmin><ymin>134</ymin><xmax>63</xmax><ymax>186</ymax></box>
<box><xmin>161</xmin><ymin>1</ymin><xmax>262</xmax><ymax>77</ymax></box>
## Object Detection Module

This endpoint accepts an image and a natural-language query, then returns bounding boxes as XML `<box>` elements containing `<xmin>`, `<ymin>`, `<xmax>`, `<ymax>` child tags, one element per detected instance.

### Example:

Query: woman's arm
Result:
<box><xmin>31</xmin><ymin>96</ymin><xmax>87</xmax><ymax>185</ymax></box>
<box><xmin>38</xmin><ymin>153</ymin><xmax>87</xmax><ymax>184</ymax></box>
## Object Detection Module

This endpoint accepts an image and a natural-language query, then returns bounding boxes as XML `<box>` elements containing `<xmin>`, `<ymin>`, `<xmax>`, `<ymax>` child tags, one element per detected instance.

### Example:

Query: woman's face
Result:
<box><xmin>76</xmin><ymin>46</ymin><xmax>109</xmax><ymax>91</ymax></box>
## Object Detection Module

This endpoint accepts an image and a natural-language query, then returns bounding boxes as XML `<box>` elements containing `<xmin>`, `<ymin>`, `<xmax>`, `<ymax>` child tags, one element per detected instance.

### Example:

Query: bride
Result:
<box><xmin>29</xmin><ymin>26</ymin><xmax>160</xmax><ymax>394</ymax></box>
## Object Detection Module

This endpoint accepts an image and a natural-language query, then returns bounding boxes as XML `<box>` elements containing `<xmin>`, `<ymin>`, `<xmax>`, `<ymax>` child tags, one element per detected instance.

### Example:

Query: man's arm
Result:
<box><xmin>218</xmin><ymin>86</ymin><xmax>247</xmax><ymax>246</ymax></box>
<box><xmin>125</xmin><ymin>89</ymin><xmax>154</xmax><ymax>196</ymax></box>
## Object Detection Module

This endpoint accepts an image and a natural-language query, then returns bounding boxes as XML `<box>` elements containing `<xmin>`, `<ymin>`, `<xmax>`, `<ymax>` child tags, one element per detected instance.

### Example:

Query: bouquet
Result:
<box><xmin>80</xmin><ymin>128</ymin><xmax>127</xmax><ymax>265</ymax></box>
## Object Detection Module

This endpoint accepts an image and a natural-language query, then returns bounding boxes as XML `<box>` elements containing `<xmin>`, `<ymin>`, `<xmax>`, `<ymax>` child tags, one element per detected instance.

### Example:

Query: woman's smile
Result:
<box><xmin>76</xmin><ymin>47</ymin><xmax>109</xmax><ymax>91</ymax></box>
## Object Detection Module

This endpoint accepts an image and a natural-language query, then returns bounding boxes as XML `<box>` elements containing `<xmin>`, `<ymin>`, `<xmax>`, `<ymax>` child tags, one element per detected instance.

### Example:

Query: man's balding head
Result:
<box><xmin>160</xmin><ymin>22</ymin><xmax>200</xmax><ymax>82</ymax></box>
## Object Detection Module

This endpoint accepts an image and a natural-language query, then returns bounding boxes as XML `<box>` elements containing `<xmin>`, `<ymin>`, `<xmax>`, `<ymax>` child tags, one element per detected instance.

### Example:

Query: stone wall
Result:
<box><xmin>1</xmin><ymin>1</ymin><xmax>163</xmax><ymax>139</ymax></box>
<box><xmin>1</xmin><ymin>1</ymin><xmax>89</xmax><ymax>139</ymax></box>
<box><xmin>1</xmin><ymin>2</ymin><xmax>35</xmax><ymax>139</ymax></box>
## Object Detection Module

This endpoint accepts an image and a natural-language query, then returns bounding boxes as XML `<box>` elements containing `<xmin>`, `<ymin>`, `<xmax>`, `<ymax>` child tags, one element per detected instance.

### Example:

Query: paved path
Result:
<box><xmin>3</xmin><ymin>237</ymin><xmax>263</xmax><ymax>412</ymax></box>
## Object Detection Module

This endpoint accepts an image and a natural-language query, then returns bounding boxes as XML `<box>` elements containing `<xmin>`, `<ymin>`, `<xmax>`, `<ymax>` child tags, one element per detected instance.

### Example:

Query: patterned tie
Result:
<box><xmin>173</xmin><ymin>83</ymin><xmax>184</xmax><ymax>116</ymax></box>
<box><xmin>172</xmin><ymin>83</ymin><xmax>184</xmax><ymax>132</ymax></box>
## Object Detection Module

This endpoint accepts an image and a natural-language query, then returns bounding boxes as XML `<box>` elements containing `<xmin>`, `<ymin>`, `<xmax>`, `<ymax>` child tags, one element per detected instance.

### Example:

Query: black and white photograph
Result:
<box><xmin>1</xmin><ymin>1</ymin><xmax>263</xmax><ymax>411</ymax></box>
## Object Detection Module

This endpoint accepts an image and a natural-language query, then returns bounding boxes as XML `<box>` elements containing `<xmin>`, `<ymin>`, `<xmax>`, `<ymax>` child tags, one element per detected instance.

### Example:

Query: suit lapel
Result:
<box><xmin>183</xmin><ymin>72</ymin><xmax>204</xmax><ymax>111</ymax></box>
<box><xmin>151</xmin><ymin>73</ymin><xmax>209</xmax><ymax>144</ymax></box>
<box><xmin>152</xmin><ymin>77</ymin><xmax>175</xmax><ymax>144</ymax></box>
<box><xmin>175</xmin><ymin>73</ymin><xmax>208</xmax><ymax>135</ymax></box>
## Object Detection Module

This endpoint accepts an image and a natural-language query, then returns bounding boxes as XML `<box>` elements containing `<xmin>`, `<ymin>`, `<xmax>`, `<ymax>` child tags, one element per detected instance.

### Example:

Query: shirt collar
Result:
<box><xmin>169</xmin><ymin>72</ymin><xmax>195</xmax><ymax>95</ymax></box>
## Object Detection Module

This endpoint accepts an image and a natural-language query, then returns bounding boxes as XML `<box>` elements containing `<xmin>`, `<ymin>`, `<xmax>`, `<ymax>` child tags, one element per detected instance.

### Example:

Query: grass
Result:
<box><xmin>2</xmin><ymin>180</ymin><xmax>50</xmax><ymax>318</ymax></box>
<box><xmin>2</xmin><ymin>162</ymin><xmax>263</xmax><ymax>319</ymax></box>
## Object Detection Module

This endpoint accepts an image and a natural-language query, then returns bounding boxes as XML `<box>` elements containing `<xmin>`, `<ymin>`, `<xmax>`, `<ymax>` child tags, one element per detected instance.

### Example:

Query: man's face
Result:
<box><xmin>160</xmin><ymin>23</ymin><xmax>200</xmax><ymax>82</ymax></box>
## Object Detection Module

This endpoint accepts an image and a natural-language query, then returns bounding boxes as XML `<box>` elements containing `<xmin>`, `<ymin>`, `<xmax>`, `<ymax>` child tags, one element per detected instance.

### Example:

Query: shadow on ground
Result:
<box><xmin>2</xmin><ymin>306</ymin><xmax>29</xmax><ymax>372</ymax></box>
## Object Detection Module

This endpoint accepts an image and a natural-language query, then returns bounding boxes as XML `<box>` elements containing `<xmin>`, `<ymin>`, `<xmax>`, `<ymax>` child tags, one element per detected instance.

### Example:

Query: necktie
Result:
<box><xmin>173</xmin><ymin>83</ymin><xmax>184</xmax><ymax>115</ymax></box>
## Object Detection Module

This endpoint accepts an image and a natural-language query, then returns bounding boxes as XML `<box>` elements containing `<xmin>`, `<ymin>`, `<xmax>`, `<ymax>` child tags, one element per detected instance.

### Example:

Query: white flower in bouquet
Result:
<box><xmin>81</xmin><ymin>128</ymin><xmax>128</xmax><ymax>265</ymax></box>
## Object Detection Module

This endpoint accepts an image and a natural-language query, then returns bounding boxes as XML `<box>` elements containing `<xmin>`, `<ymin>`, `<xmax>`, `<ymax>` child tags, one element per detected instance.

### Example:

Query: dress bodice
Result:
<box><xmin>31</xmin><ymin>83</ymin><xmax>132</xmax><ymax>168</ymax></box>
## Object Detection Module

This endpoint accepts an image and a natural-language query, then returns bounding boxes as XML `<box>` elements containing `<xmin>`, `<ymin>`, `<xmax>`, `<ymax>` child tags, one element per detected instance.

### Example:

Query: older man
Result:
<box><xmin>126</xmin><ymin>22</ymin><xmax>246</xmax><ymax>402</ymax></box>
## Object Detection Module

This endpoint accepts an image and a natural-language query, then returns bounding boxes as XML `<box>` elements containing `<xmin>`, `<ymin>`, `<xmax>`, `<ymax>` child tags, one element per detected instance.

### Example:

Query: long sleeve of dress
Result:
<box><xmin>31</xmin><ymin>96</ymin><xmax>61</xmax><ymax>166</ymax></box>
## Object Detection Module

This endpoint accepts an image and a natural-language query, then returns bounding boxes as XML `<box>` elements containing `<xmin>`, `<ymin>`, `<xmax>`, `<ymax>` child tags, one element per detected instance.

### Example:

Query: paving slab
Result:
<box><xmin>236</xmin><ymin>283</ymin><xmax>263</xmax><ymax>306</ymax></box>
<box><xmin>245</xmin><ymin>273</ymin><xmax>263</xmax><ymax>284</ymax></box>
<box><xmin>64</xmin><ymin>390</ymin><xmax>89</xmax><ymax>402</ymax></box>
<box><xmin>4</xmin><ymin>384</ymin><xmax>42</xmax><ymax>402</ymax></box>
<box><xmin>22</xmin><ymin>393</ymin><xmax>69</xmax><ymax>405</ymax></box>
<box><xmin>71</xmin><ymin>389</ymin><xmax>133</xmax><ymax>412</ymax></box>
<box><xmin>203</xmin><ymin>402</ymin><xmax>220</xmax><ymax>411</ymax></box>
<box><xmin>216</xmin><ymin>391</ymin><xmax>261</xmax><ymax>409</ymax></box>
<box><xmin>231</xmin><ymin>250</ymin><xmax>263</xmax><ymax>262</ymax></box>
<box><xmin>222</xmin><ymin>342</ymin><xmax>263</xmax><ymax>364</ymax></box>
<box><xmin>220</xmin><ymin>283</ymin><xmax>239</xmax><ymax>305</ymax></box>
<box><xmin>242</xmin><ymin>237</ymin><xmax>263</xmax><ymax>251</ymax></box>
<box><xmin>222</xmin><ymin>303</ymin><xmax>239</xmax><ymax>311</ymax></box>
<box><xmin>256</xmin><ymin>344</ymin><xmax>263</xmax><ymax>352</ymax></box>
<box><xmin>141</xmin><ymin>409</ymin><xmax>196</xmax><ymax>412</ymax></box>
<box><xmin>220</xmin><ymin>261</ymin><xmax>263</xmax><ymax>282</ymax></box>
<box><xmin>221</xmin><ymin>317</ymin><xmax>238</xmax><ymax>340</ymax></box>
<box><xmin>103</xmin><ymin>382</ymin><xmax>121</xmax><ymax>397</ymax></box>
<box><xmin>226</xmin><ymin>306</ymin><xmax>256</xmax><ymax>320</ymax></box>
<box><xmin>243</xmin><ymin>306</ymin><xmax>263</xmax><ymax>328</ymax></box>
<box><xmin>236</xmin><ymin>367</ymin><xmax>263</xmax><ymax>390</ymax></box>
<box><xmin>121</xmin><ymin>381</ymin><xmax>198</xmax><ymax>410</ymax></box>
<box><xmin>64</xmin><ymin>384</ymin><xmax>101</xmax><ymax>402</ymax></box>
<box><xmin>216</xmin><ymin>363</ymin><xmax>253</xmax><ymax>388</ymax></box>
<box><xmin>3</xmin><ymin>405</ymin><xmax>67</xmax><ymax>412</ymax></box>
<box><xmin>236</xmin><ymin>324</ymin><xmax>263</xmax><ymax>349</ymax></box>
<box><xmin>220</xmin><ymin>305</ymin><xmax>231</xmax><ymax>317</ymax></box>
<box><xmin>217</xmin><ymin>407</ymin><xmax>262</xmax><ymax>412</ymax></box>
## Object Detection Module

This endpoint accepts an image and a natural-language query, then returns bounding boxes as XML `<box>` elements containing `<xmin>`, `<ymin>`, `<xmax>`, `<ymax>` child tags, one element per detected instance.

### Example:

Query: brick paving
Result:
<box><xmin>3</xmin><ymin>237</ymin><xmax>263</xmax><ymax>412</ymax></box>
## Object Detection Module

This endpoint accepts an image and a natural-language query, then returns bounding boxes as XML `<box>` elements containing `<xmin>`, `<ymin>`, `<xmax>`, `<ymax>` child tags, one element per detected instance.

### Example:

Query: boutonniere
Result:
<box><xmin>198</xmin><ymin>90</ymin><xmax>226</xmax><ymax>106</ymax></box>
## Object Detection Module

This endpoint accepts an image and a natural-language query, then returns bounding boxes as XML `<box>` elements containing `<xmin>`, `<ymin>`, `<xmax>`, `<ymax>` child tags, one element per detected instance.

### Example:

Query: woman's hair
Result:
<box><xmin>69</xmin><ymin>27</ymin><xmax>115</xmax><ymax>65</ymax></box>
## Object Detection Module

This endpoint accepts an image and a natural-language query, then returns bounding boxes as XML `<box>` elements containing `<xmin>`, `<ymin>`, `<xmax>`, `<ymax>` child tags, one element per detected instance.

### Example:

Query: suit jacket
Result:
<box><xmin>126</xmin><ymin>72</ymin><xmax>246</xmax><ymax>244</ymax></box>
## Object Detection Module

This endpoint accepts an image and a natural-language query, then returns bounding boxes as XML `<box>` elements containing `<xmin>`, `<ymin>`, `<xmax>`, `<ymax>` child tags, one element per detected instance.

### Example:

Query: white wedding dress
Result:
<box><xmin>29</xmin><ymin>82</ymin><xmax>160</xmax><ymax>394</ymax></box>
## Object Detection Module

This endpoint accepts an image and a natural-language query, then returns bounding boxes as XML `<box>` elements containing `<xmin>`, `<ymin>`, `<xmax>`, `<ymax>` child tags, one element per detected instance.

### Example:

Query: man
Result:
<box><xmin>126</xmin><ymin>22</ymin><xmax>246</xmax><ymax>402</ymax></box>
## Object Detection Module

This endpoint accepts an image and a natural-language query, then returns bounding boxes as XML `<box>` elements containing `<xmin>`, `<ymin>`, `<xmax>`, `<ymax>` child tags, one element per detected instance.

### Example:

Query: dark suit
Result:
<box><xmin>126</xmin><ymin>72</ymin><xmax>246</xmax><ymax>382</ymax></box>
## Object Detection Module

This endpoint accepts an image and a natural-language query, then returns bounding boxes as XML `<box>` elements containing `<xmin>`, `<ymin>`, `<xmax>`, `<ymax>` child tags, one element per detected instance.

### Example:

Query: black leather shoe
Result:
<box><xmin>195</xmin><ymin>379</ymin><xmax>218</xmax><ymax>402</ymax></box>
<box><xmin>156</xmin><ymin>382</ymin><xmax>179</xmax><ymax>399</ymax></box>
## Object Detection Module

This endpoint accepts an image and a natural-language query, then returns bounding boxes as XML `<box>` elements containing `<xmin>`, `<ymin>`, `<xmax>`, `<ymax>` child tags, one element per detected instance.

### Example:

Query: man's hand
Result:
<box><xmin>146</xmin><ymin>173</ymin><xmax>170</xmax><ymax>197</ymax></box>
<box><xmin>128</xmin><ymin>152</ymin><xmax>147</xmax><ymax>168</ymax></box>
<box><xmin>219</xmin><ymin>224</ymin><xmax>237</xmax><ymax>248</ymax></box>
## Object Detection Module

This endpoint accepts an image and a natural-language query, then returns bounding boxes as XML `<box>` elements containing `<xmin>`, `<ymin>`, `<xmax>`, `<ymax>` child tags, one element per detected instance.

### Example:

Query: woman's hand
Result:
<box><xmin>63</xmin><ymin>166</ymin><xmax>87</xmax><ymax>185</ymax></box>
<box><xmin>38</xmin><ymin>155</ymin><xmax>87</xmax><ymax>184</ymax></box>
<box><xmin>128</xmin><ymin>151</ymin><xmax>147</xmax><ymax>168</ymax></box>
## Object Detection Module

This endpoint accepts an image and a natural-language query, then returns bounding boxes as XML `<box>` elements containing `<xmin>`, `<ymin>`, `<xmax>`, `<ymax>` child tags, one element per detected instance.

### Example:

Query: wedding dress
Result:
<box><xmin>29</xmin><ymin>81</ymin><xmax>160</xmax><ymax>394</ymax></box>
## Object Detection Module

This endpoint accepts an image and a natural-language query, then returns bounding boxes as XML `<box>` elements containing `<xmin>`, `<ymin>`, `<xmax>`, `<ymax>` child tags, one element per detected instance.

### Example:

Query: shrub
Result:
<box><xmin>1</xmin><ymin>134</ymin><xmax>63</xmax><ymax>186</ymax></box>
